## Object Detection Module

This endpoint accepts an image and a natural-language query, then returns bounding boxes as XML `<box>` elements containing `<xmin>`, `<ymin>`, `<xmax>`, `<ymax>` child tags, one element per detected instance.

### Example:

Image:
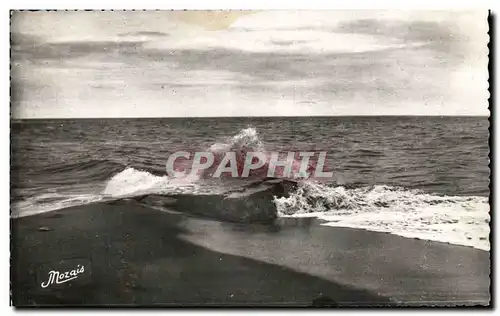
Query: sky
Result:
<box><xmin>11</xmin><ymin>10</ymin><xmax>489</xmax><ymax>118</ymax></box>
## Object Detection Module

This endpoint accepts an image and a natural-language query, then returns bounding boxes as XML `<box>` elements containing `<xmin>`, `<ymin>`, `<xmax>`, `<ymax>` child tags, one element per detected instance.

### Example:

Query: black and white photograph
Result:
<box><xmin>10</xmin><ymin>10</ymin><xmax>490</xmax><ymax>306</ymax></box>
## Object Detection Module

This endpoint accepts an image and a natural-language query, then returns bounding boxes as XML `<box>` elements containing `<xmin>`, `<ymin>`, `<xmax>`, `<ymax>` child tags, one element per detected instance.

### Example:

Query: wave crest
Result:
<box><xmin>103</xmin><ymin>167</ymin><xmax>200</xmax><ymax>198</ymax></box>
<box><xmin>204</xmin><ymin>127</ymin><xmax>315</xmax><ymax>179</ymax></box>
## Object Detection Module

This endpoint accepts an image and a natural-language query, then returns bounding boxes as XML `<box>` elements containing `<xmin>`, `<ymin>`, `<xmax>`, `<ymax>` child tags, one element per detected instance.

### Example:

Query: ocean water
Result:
<box><xmin>11</xmin><ymin>116</ymin><xmax>490</xmax><ymax>250</ymax></box>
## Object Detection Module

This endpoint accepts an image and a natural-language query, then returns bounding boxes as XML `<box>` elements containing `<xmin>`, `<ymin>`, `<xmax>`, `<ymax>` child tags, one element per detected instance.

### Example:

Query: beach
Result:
<box><xmin>11</xmin><ymin>200</ymin><xmax>490</xmax><ymax>306</ymax></box>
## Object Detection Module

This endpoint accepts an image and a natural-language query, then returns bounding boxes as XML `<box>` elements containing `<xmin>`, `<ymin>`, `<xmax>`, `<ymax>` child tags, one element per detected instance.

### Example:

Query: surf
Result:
<box><xmin>11</xmin><ymin>127</ymin><xmax>490</xmax><ymax>251</ymax></box>
<box><xmin>274</xmin><ymin>181</ymin><xmax>490</xmax><ymax>251</ymax></box>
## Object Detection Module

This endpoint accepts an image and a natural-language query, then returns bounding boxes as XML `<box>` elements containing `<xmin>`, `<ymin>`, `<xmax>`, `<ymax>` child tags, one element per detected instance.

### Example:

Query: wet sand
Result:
<box><xmin>11</xmin><ymin>200</ymin><xmax>490</xmax><ymax>306</ymax></box>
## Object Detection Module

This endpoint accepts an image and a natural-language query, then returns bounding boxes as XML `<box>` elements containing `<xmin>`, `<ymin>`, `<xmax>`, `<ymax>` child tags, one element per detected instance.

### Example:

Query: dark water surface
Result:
<box><xmin>12</xmin><ymin>116</ymin><xmax>489</xmax><ymax>198</ymax></box>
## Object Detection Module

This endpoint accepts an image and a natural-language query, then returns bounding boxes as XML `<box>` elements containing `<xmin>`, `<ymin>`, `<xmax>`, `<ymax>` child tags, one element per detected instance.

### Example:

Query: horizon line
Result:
<box><xmin>11</xmin><ymin>114</ymin><xmax>490</xmax><ymax>120</ymax></box>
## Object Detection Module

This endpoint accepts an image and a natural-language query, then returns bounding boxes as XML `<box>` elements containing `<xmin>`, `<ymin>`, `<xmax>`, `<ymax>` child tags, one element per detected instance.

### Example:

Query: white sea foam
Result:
<box><xmin>12</xmin><ymin>128</ymin><xmax>265</xmax><ymax>217</ymax></box>
<box><xmin>274</xmin><ymin>181</ymin><xmax>490</xmax><ymax>251</ymax></box>
<box><xmin>103</xmin><ymin>167</ymin><xmax>170</xmax><ymax>197</ymax></box>
<box><xmin>209</xmin><ymin>127</ymin><xmax>265</xmax><ymax>153</ymax></box>
<box><xmin>12</xmin><ymin>167</ymin><xmax>202</xmax><ymax>217</ymax></box>
<box><xmin>102</xmin><ymin>167</ymin><xmax>201</xmax><ymax>198</ymax></box>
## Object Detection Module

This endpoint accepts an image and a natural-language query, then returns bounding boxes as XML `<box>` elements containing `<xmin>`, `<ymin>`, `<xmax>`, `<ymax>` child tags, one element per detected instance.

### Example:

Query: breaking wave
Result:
<box><xmin>102</xmin><ymin>166</ymin><xmax>205</xmax><ymax>198</ymax></box>
<box><xmin>204</xmin><ymin>127</ymin><xmax>316</xmax><ymax>179</ymax></box>
<box><xmin>273</xmin><ymin>181</ymin><xmax>490</xmax><ymax>250</ymax></box>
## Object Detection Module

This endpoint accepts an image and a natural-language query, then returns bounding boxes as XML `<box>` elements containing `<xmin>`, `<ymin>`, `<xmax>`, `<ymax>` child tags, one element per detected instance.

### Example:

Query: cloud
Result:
<box><xmin>9</xmin><ymin>11</ymin><xmax>489</xmax><ymax>118</ymax></box>
<box><xmin>10</xmin><ymin>32</ymin><xmax>41</xmax><ymax>45</ymax></box>
<box><xmin>11</xmin><ymin>37</ymin><xmax>146</xmax><ymax>63</ymax></box>
<box><xmin>336</xmin><ymin>19</ymin><xmax>464</xmax><ymax>42</ymax></box>
<box><xmin>10</xmin><ymin>35</ymin><xmax>481</xmax><ymax>114</ymax></box>
<box><xmin>118</xmin><ymin>31</ymin><xmax>171</xmax><ymax>37</ymax></box>
<box><xmin>269</xmin><ymin>39</ymin><xmax>313</xmax><ymax>46</ymax></box>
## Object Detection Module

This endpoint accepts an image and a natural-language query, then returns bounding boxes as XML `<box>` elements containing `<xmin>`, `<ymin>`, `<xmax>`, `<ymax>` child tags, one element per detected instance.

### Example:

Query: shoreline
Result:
<box><xmin>279</xmin><ymin>215</ymin><xmax>490</xmax><ymax>252</ymax></box>
<box><xmin>11</xmin><ymin>199</ymin><xmax>490</xmax><ymax>306</ymax></box>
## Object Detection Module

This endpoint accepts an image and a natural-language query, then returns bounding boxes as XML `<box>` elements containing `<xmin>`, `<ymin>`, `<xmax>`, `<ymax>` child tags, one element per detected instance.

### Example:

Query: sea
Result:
<box><xmin>11</xmin><ymin>116</ymin><xmax>491</xmax><ymax>250</ymax></box>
